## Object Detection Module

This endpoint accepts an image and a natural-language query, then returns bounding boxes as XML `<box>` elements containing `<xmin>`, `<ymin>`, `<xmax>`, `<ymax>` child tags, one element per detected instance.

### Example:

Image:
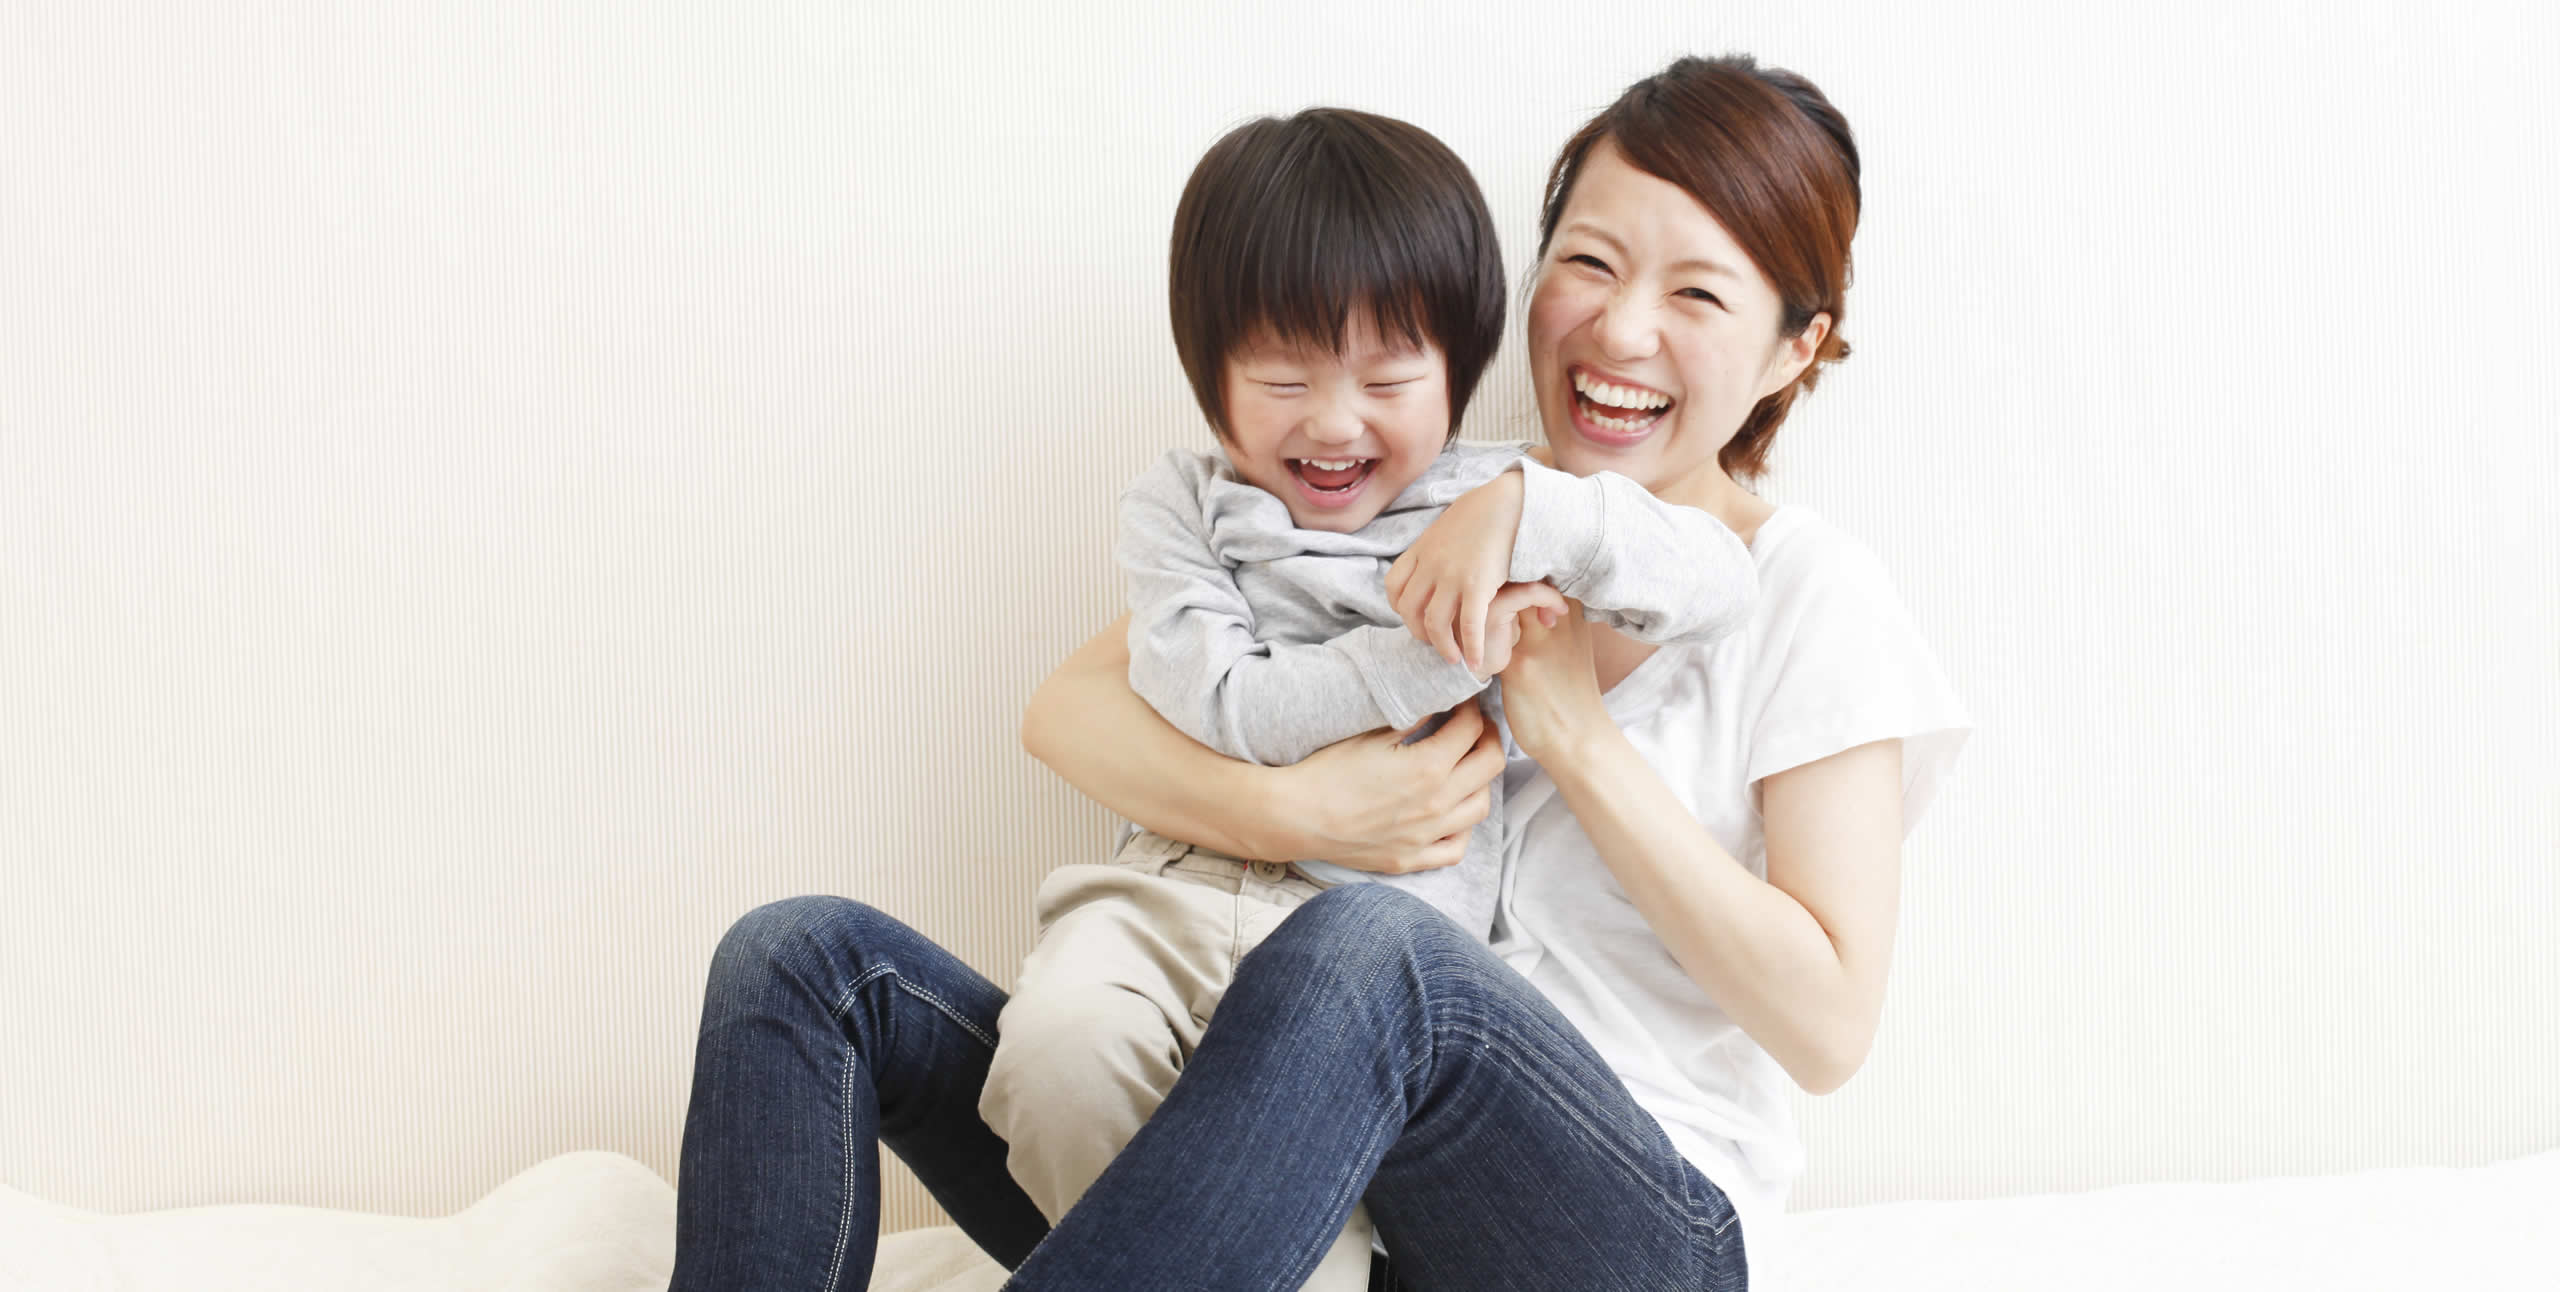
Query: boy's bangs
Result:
<box><xmin>1227</xmin><ymin>221</ymin><xmax>1441</xmax><ymax>361</ymax></box>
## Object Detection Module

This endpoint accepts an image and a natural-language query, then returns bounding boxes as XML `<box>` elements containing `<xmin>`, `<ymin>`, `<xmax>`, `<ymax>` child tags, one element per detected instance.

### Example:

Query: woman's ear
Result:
<box><xmin>1758</xmin><ymin>312</ymin><xmax>1833</xmax><ymax>400</ymax></box>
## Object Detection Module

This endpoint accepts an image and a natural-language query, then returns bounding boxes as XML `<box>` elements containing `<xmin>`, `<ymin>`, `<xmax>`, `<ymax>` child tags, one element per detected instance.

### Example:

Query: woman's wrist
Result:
<box><xmin>1218</xmin><ymin>758</ymin><xmax>1297</xmax><ymax>861</ymax></box>
<box><xmin>1529</xmin><ymin>709</ymin><xmax>1629</xmax><ymax>790</ymax></box>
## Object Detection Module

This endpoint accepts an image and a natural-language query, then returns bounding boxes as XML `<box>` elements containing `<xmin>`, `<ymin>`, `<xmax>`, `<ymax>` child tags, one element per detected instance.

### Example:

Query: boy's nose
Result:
<box><xmin>1305</xmin><ymin>401</ymin><xmax>1363</xmax><ymax>443</ymax></box>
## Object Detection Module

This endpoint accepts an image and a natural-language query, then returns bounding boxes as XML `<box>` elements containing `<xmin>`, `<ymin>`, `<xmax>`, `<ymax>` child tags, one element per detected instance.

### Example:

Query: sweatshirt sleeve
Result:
<box><xmin>1504</xmin><ymin>456</ymin><xmax>1759</xmax><ymax>646</ymax></box>
<box><xmin>1119</xmin><ymin>461</ymin><xmax>1489</xmax><ymax>767</ymax></box>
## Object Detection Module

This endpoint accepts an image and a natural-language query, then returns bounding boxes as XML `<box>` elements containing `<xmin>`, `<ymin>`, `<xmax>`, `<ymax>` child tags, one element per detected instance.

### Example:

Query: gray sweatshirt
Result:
<box><xmin>1120</xmin><ymin>439</ymin><xmax>1758</xmax><ymax>938</ymax></box>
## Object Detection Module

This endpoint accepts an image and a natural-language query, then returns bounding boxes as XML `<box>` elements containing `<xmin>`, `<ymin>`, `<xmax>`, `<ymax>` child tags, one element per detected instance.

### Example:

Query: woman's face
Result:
<box><xmin>1527</xmin><ymin>139</ymin><xmax>1825</xmax><ymax>497</ymax></box>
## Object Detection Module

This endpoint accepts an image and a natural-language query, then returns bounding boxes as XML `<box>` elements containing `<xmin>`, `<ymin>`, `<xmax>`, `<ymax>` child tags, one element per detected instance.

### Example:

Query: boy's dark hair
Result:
<box><xmin>1169</xmin><ymin>108</ymin><xmax>1506</xmax><ymax>440</ymax></box>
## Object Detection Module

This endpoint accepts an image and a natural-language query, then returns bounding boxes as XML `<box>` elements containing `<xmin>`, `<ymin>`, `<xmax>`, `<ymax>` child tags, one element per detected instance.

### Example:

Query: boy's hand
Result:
<box><xmin>1385</xmin><ymin>470</ymin><xmax>1527</xmax><ymax>673</ymax></box>
<box><xmin>1474</xmin><ymin>581</ymin><xmax>1569</xmax><ymax>677</ymax></box>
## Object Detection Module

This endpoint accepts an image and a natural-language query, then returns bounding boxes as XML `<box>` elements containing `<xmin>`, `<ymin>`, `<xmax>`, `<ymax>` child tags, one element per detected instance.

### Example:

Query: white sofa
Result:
<box><xmin>7</xmin><ymin>1149</ymin><xmax>2553</xmax><ymax>1291</ymax></box>
<box><xmin>0</xmin><ymin>1152</ymin><xmax>672</xmax><ymax>1292</ymax></box>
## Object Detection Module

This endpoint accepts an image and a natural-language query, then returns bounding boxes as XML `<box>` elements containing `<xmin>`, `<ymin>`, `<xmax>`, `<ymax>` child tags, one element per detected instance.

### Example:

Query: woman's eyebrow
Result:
<box><xmin>1670</xmin><ymin>257</ymin><xmax>1742</xmax><ymax>281</ymax></box>
<box><xmin>1560</xmin><ymin>220</ymin><xmax>1625</xmax><ymax>253</ymax></box>
<box><xmin>1562</xmin><ymin>221</ymin><xmax>1741</xmax><ymax>280</ymax></box>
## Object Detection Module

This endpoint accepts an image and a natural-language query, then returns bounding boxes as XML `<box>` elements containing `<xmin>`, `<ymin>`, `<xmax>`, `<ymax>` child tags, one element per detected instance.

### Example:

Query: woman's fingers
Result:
<box><xmin>1408</xmin><ymin>696</ymin><xmax>1483</xmax><ymax>751</ymax></box>
<box><xmin>1441</xmin><ymin>785</ymin><xmax>1492</xmax><ymax>838</ymax></box>
<box><xmin>1421</xmin><ymin>832</ymin><xmax>1470</xmax><ymax>872</ymax></box>
<box><xmin>1446</xmin><ymin>713</ymin><xmax>1506</xmax><ymax>797</ymax></box>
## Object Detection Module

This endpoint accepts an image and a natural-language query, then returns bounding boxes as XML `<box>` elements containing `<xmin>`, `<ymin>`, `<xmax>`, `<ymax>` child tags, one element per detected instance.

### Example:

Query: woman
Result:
<box><xmin>671</xmin><ymin>54</ymin><xmax>1966</xmax><ymax>1290</ymax></box>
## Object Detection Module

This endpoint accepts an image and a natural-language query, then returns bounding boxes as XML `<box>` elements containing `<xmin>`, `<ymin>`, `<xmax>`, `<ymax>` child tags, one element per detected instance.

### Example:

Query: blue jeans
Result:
<box><xmin>671</xmin><ymin>885</ymin><xmax>1745</xmax><ymax>1290</ymax></box>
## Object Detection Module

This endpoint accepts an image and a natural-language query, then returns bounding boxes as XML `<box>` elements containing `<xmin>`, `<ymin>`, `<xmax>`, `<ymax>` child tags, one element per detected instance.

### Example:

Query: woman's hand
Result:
<box><xmin>1271</xmin><ymin>700</ymin><xmax>1508</xmax><ymax>874</ymax></box>
<box><xmin>1497</xmin><ymin>593</ymin><xmax>1609</xmax><ymax>762</ymax></box>
<box><xmin>1386</xmin><ymin>470</ymin><xmax>1525</xmax><ymax>674</ymax></box>
<box><xmin>1471</xmin><ymin>581</ymin><xmax>1571</xmax><ymax>678</ymax></box>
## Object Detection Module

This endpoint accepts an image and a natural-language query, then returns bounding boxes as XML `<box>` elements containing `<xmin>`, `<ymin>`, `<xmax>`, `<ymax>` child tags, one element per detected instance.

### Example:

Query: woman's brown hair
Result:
<box><xmin>1537</xmin><ymin>55</ymin><xmax>1861</xmax><ymax>480</ymax></box>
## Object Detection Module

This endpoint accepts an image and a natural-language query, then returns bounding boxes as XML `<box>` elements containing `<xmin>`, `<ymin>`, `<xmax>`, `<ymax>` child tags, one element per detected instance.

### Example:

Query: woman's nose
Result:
<box><xmin>1596</xmin><ymin>293</ymin><xmax>1661</xmax><ymax>361</ymax></box>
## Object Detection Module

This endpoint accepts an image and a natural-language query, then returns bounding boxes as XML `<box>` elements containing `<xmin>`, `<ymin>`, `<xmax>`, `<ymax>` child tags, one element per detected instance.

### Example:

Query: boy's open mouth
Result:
<box><xmin>1288</xmin><ymin>457</ymin><xmax>1377</xmax><ymax>494</ymax></box>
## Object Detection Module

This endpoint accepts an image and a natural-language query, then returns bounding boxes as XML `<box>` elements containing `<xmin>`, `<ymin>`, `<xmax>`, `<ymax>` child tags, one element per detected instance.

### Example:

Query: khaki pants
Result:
<box><xmin>981</xmin><ymin>831</ymin><xmax>1377</xmax><ymax>1291</ymax></box>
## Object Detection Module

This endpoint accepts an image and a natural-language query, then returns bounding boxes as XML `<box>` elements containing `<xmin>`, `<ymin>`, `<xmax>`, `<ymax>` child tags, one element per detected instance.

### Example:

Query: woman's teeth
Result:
<box><xmin>1571</xmin><ymin>370</ymin><xmax>1673</xmax><ymax>435</ymax></box>
<box><xmin>1571</xmin><ymin>370</ymin><xmax>1672</xmax><ymax>410</ymax></box>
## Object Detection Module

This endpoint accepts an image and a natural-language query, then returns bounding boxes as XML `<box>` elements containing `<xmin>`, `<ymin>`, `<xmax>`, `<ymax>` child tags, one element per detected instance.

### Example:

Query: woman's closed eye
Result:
<box><xmin>1566</xmin><ymin>253</ymin><xmax>1613</xmax><ymax>274</ymax></box>
<box><xmin>1677</xmin><ymin>286</ymin><xmax>1725</xmax><ymax>308</ymax></box>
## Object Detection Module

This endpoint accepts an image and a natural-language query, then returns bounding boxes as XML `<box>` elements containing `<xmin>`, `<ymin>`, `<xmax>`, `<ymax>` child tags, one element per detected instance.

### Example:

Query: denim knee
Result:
<box><xmin>1236</xmin><ymin>883</ymin><xmax>1474</xmax><ymax>1010</ymax></box>
<box><xmin>704</xmin><ymin>895</ymin><xmax>890</xmax><ymax>1016</ymax></box>
<box><xmin>1271</xmin><ymin>883</ymin><xmax>1463</xmax><ymax>961</ymax></box>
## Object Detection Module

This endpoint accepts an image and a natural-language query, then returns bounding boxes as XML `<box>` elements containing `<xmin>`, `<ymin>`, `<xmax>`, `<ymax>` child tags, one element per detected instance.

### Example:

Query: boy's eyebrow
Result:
<box><xmin>1560</xmin><ymin>220</ymin><xmax>1742</xmax><ymax>280</ymax></box>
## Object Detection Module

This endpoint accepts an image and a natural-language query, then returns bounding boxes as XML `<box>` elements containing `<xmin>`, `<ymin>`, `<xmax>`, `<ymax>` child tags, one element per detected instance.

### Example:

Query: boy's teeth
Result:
<box><xmin>1572</xmin><ymin>370</ymin><xmax>1670</xmax><ymax>410</ymax></box>
<box><xmin>1299</xmin><ymin>458</ymin><xmax>1364</xmax><ymax>470</ymax></box>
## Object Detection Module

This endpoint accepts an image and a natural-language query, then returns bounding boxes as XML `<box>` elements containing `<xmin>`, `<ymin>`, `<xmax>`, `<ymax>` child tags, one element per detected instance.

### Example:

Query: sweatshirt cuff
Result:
<box><xmin>1336</xmin><ymin>626</ymin><xmax>1490</xmax><ymax>731</ymax></box>
<box><xmin>1507</xmin><ymin>456</ymin><xmax>1603</xmax><ymax>589</ymax></box>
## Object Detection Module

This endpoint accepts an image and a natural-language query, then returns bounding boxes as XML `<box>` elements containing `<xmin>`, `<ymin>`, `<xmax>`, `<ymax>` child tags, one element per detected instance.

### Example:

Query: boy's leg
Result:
<box><xmin>980</xmin><ymin>834</ymin><xmax>1242</xmax><ymax>1222</ymax></box>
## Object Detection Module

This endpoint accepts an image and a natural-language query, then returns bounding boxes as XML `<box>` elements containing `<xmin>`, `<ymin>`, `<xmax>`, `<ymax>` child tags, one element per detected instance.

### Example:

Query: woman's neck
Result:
<box><xmin>1657</xmin><ymin>457</ymin><xmax>1776</xmax><ymax>548</ymax></box>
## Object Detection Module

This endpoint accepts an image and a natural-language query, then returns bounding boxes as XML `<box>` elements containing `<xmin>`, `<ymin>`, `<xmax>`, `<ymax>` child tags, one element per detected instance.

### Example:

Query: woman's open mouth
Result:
<box><xmin>1569</xmin><ymin>368</ymin><xmax>1674</xmax><ymax>445</ymax></box>
<box><xmin>1286</xmin><ymin>457</ymin><xmax>1378</xmax><ymax>508</ymax></box>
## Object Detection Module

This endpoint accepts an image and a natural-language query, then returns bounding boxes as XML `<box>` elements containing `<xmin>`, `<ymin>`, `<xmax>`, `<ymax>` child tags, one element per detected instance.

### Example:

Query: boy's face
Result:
<box><xmin>1220</xmin><ymin>312</ymin><xmax>1452</xmax><ymax>533</ymax></box>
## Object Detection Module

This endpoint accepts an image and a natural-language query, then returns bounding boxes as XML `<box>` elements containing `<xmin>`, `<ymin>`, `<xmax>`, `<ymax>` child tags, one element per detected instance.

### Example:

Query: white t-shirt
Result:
<box><xmin>1489</xmin><ymin>505</ymin><xmax>1973</xmax><ymax>1278</ymax></box>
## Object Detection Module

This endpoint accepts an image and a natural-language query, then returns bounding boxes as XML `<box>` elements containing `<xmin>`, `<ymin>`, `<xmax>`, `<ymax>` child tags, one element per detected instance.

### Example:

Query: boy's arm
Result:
<box><xmin>1122</xmin><ymin>461</ymin><xmax>1488</xmax><ymax>768</ymax></box>
<box><xmin>1505</xmin><ymin>456</ymin><xmax>1759</xmax><ymax>645</ymax></box>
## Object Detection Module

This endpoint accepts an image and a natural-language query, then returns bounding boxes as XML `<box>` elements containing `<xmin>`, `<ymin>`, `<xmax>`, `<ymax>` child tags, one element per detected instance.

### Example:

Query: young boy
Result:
<box><xmin>982</xmin><ymin>108</ymin><xmax>1759</xmax><ymax>1286</ymax></box>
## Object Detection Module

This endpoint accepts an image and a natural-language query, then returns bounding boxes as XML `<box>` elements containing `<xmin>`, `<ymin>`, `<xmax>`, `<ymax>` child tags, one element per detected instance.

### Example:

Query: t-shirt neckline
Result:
<box><xmin>1599</xmin><ymin>504</ymin><xmax>1799</xmax><ymax>717</ymax></box>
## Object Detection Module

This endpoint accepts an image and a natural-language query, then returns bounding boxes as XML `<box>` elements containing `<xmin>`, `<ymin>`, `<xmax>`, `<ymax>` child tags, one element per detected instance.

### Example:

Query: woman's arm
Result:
<box><xmin>1500</xmin><ymin>606</ymin><xmax>1904</xmax><ymax>1095</ymax></box>
<box><xmin>1022</xmin><ymin>614</ymin><xmax>1506</xmax><ymax>873</ymax></box>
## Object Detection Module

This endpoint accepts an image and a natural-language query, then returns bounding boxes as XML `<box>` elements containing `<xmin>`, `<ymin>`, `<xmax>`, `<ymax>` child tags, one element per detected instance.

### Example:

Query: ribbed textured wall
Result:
<box><xmin>3</xmin><ymin>0</ymin><xmax>2553</xmax><ymax>1241</ymax></box>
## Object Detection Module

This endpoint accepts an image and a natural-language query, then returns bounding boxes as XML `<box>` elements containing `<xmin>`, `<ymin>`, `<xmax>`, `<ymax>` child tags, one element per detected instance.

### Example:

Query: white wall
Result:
<box><xmin>4</xmin><ymin>0</ymin><xmax>2554</xmax><ymax>1234</ymax></box>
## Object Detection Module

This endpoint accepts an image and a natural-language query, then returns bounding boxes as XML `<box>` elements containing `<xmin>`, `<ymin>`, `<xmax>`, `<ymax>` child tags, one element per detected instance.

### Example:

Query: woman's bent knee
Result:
<box><xmin>705</xmin><ymin>895</ymin><xmax>899</xmax><ymax>1004</ymax></box>
<box><xmin>1230</xmin><ymin>884</ymin><xmax>1489</xmax><ymax>1023</ymax></box>
<box><xmin>1271</xmin><ymin>882</ymin><xmax>1467</xmax><ymax>960</ymax></box>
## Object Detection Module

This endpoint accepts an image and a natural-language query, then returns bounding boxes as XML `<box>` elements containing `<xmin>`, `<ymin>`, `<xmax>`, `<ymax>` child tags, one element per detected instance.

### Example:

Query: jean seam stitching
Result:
<box><xmin>830</xmin><ymin>963</ymin><xmax>999</xmax><ymax>1053</ymax></box>
<box><xmin>831</xmin><ymin>963</ymin><xmax>897</xmax><ymax>1022</ymax></box>
<box><xmin>822</xmin><ymin>1042</ymin><xmax>858</xmax><ymax>1292</ymax></box>
<box><xmin>893</xmin><ymin>978</ymin><xmax>999</xmax><ymax>1051</ymax></box>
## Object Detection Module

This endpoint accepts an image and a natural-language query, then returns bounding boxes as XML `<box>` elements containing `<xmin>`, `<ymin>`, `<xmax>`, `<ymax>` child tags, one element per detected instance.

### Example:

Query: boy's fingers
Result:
<box><xmin>1424</xmin><ymin>588</ymin><xmax>1463</xmax><ymax>669</ymax></box>
<box><xmin>1457</xmin><ymin>585</ymin><xmax>1484</xmax><ymax>674</ymax></box>
<box><xmin>1395</xmin><ymin>576</ymin><xmax>1429</xmax><ymax>642</ymax></box>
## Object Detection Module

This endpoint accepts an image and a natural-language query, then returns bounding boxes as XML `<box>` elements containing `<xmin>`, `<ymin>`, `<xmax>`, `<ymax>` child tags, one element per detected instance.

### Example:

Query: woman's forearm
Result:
<box><xmin>1021</xmin><ymin>615</ymin><xmax>1298</xmax><ymax>862</ymax></box>
<box><xmin>1540</xmin><ymin>724</ymin><xmax>1882</xmax><ymax>1094</ymax></box>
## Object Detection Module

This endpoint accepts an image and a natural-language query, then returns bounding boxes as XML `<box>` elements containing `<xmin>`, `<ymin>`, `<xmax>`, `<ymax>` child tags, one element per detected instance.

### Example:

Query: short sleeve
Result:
<box><xmin>1742</xmin><ymin>519</ymin><xmax>1972</xmax><ymax>835</ymax></box>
